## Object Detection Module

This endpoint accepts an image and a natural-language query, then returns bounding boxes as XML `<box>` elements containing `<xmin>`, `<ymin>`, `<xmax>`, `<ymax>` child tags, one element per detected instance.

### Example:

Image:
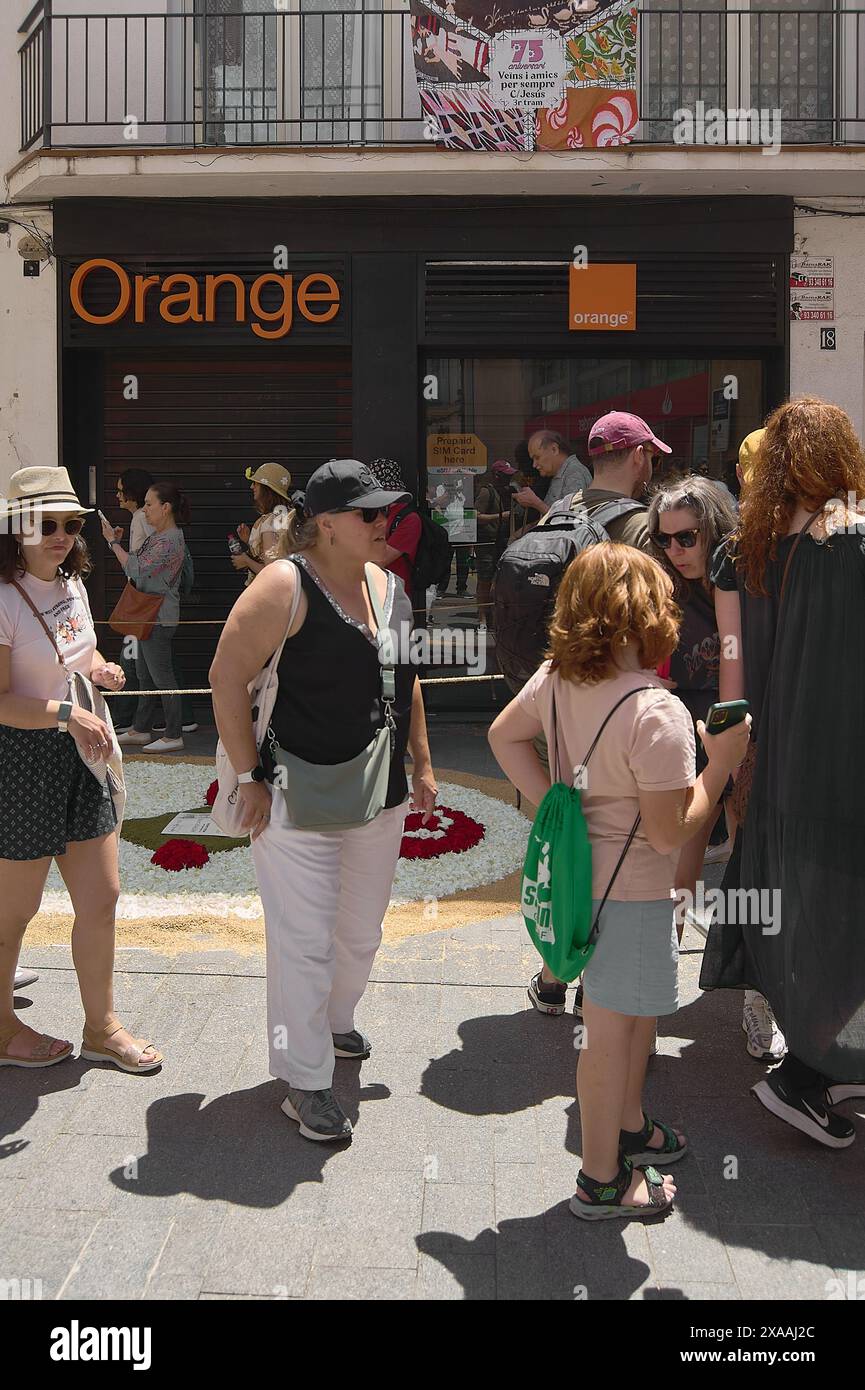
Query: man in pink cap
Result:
<box><xmin>549</xmin><ymin>410</ymin><xmax>673</xmax><ymax>556</ymax></box>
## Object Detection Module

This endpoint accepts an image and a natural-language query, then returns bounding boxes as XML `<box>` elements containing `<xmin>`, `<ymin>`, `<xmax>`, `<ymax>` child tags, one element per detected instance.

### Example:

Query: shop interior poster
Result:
<box><xmin>428</xmin><ymin>468</ymin><xmax>478</xmax><ymax>544</ymax></box>
<box><xmin>411</xmin><ymin>0</ymin><xmax>638</xmax><ymax>151</ymax></box>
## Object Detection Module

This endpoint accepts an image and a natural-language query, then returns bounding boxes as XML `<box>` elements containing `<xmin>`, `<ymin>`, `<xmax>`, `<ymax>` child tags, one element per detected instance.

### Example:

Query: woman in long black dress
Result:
<box><xmin>702</xmin><ymin>396</ymin><xmax>865</xmax><ymax>1148</ymax></box>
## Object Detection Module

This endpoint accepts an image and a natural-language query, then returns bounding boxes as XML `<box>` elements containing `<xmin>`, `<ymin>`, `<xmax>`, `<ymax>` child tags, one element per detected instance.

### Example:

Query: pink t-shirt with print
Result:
<box><xmin>516</xmin><ymin>659</ymin><xmax>696</xmax><ymax>902</ymax></box>
<box><xmin>0</xmin><ymin>573</ymin><xmax>97</xmax><ymax>702</ymax></box>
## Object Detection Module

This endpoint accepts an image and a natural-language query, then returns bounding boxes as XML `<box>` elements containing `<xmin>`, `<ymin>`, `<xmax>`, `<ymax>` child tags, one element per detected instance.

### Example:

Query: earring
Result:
<box><xmin>329</xmin><ymin>533</ymin><xmax>335</xmax><ymax>547</ymax></box>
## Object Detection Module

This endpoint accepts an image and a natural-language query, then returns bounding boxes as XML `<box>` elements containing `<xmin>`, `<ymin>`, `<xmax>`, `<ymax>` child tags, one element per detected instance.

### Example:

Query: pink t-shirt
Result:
<box><xmin>0</xmin><ymin>573</ymin><xmax>97</xmax><ymax>701</ymax></box>
<box><xmin>516</xmin><ymin>660</ymin><xmax>696</xmax><ymax>902</ymax></box>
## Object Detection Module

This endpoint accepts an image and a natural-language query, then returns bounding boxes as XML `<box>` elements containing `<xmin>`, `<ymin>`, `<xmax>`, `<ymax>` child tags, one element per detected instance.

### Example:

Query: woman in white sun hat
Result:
<box><xmin>0</xmin><ymin>467</ymin><xmax>162</xmax><ymax>1072</ymax></box>
<box><xmin>234</xmin><ymin>462</ymin><xmax>294</xmax><ymax>588</ymax></box>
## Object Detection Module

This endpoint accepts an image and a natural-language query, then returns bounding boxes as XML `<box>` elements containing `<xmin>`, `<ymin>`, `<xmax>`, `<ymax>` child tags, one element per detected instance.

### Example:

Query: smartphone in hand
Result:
<box><xmin>705</xmin><ymin>699</ymin><xmax>750</xmax><ymax>732</ymax></box>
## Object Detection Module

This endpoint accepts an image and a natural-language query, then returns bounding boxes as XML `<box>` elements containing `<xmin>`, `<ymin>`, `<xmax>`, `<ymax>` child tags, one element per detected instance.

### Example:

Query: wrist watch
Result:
<box><xmin>57</xmin><ymin>699</ymin><xmax>73</xmax><ymax>733</ymax></box>
<box><xmin>237</xmin><ymin>766</ymin><xmax>267</xmax><ymax>784</ymax></box>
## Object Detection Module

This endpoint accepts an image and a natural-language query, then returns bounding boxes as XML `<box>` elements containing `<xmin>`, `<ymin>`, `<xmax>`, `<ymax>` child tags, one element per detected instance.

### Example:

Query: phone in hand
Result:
<box><xmin>97</xmin><ymin>509</ymin><xmax>110</xmax><ymax>526</ymax></box>
<box><xmin>705</xmin><ymin>699</ymin><xmax>750</xmax><ymax>733</ymax></box>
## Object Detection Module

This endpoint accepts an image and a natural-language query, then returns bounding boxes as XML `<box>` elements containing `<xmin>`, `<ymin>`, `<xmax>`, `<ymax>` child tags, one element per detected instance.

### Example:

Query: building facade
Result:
<box><xmin>2</xmin><ymin>1</ymin><xmax>865</xmax><ymax>701</ymax></box>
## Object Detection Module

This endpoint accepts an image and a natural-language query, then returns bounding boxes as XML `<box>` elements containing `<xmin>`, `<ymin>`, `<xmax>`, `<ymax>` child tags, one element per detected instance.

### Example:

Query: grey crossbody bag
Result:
<box><xmin>265</xmin><ymin>563</ymin><xmax>397</xmax><ymax>832</ymax></box>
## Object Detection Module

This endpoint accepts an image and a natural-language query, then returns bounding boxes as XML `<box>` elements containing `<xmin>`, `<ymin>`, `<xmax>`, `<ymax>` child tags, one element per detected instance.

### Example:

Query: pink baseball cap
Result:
<box><xmin>492</xmin><ymin>459</ymin><xmax>517</xmax><ymax>476</ymax></box>
<box><xmin>587</xmin><ymin>411</ymin><xmax>672</xmax><ymax>457</ymax></box>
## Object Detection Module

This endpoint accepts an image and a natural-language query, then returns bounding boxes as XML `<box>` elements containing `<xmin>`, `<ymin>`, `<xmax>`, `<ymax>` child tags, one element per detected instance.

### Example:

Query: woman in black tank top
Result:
<box><xmin>262</xmin><ymin>556</ymin><xmax>416</xmax><ymax>810</ymax></box>
<box><xmin>210</xmin><ymin>459</ymin><xmax>437</xmax><ymax>1142</ymax></box>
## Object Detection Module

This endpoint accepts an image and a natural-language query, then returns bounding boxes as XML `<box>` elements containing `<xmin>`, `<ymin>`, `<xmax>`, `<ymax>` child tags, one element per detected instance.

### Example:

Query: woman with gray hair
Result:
<box><xmin>648</xmin><ymin>474</ymin><xmax>783</xmax><ymax>1061</ymax></box>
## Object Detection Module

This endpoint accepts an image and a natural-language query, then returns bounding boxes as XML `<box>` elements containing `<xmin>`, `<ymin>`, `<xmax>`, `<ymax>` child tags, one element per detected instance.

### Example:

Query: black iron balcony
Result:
<box><xmin>18</xmin><ymin>2</ymin><xmax>865</xmax><ymax>153</ymax></box>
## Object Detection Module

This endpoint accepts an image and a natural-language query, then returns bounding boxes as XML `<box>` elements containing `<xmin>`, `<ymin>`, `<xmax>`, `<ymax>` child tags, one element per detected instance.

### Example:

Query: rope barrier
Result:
<box><xmin>91</xmin><ymin>598</ymin><xmax>496</xmax><ymax>627</ymax></box>
<box><xmin>103</xmin><ymin>673</ymin><xmax>507</xmax><ymax>698</ymax></box>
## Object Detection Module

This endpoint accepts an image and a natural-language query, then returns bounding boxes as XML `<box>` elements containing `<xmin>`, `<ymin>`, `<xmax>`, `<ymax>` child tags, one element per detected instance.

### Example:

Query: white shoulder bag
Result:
<box><xmin>210</xmin><ymin>560</ymin><xmax>302</xmax><ymax>836</ymax></box>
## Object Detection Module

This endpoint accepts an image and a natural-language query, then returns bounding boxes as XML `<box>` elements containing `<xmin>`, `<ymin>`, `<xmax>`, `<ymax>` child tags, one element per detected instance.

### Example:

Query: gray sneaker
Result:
<box><xmin>332</xmin><ymin>1029</ymin><xmax>371</xmax><ymax>1060</ymax></box>
<box><xmin>281</xmin><ymin>1087</ymin><xmax>352</xmax><ymax>1143</ymax></box>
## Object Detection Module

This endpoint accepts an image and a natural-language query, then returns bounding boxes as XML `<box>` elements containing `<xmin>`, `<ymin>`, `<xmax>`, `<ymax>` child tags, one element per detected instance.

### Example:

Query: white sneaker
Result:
<box><xmin>143</xmin><ymin>737</ymin><xmax>185</xmax><ymax>753</ymax></box>
<box><xmin>14</xmin><ymin>967</ymin><xmax>38</xmax><ymax>990</ymax></box>
<box><xmin>154</xmin><ymin>723</ymin><xmax>199</xmax><ymax>734</ymax></box>
<box><xmin>117</xmin><ymin>730</ymin><xmax>151</xmax><ymax>746</ymax></box>
<box><xmin>742</xmin><ymin>990</ymin><xmax>787</xmax><ymax>1061</ymax></box>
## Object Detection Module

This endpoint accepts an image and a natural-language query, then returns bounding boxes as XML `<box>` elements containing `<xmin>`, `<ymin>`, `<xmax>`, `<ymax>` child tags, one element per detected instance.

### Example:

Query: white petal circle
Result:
<box><xmin>41</xmin><ymin>770</ymin><xmax>529</xmax><ymax>915</ymax></box>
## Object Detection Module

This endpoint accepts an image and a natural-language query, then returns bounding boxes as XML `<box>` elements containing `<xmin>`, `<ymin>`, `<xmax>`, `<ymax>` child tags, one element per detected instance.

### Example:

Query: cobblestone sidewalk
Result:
<box><xmin>2</xmin><ymin>919</ymin><xmax>863</xmax><ymax>1301</ymax></box>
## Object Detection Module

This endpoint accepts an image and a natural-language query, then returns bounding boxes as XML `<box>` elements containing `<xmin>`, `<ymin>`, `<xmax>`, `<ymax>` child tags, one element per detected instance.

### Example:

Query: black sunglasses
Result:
<box><xmin>40</xmin><ymin>518</ymin><xmax>85</xmax><ymax>537</ymax></box>
<box><xmin>336</xmin><ymin>506</ymin><xmax>389</xmax><ymax>524</ymax></box>
<box><xmin>652</xmin><ymin>528</ymin><xmax>700</xmax><ymax>550</ymax></box>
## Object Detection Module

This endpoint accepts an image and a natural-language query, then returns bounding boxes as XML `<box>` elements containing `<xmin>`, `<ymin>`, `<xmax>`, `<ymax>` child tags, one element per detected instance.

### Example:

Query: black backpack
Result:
<box><xmin>390</xmin><ymin>502</ymin><xmax>453</xmax><ymax>592</ymax></box>
<box><xmin>493</xmin><ymin>495</ymin><xmax>646</xmax><ymax>690</ymax></box>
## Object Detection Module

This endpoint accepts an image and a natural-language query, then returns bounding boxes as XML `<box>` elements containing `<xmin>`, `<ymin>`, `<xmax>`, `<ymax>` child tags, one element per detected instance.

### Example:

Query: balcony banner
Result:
<box><xmin>410</xmin><ymin>0</ymin><xmax>638</xmax><ymax>152</ymax></box>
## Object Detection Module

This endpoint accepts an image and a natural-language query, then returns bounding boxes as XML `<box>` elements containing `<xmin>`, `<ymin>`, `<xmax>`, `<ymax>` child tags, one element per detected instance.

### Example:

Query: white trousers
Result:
<box><xmin>251</xmin><ymin>791</ymin><xmax>407</xmax><ymax>1090</ymax></box>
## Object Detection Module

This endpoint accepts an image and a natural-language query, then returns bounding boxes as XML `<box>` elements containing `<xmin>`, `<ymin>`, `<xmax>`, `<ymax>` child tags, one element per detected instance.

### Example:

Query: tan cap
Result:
<box><xmin>0</xmin><ymin>466</ymin><xmax>93</xmax><ymax>520</ymax></box>
<box><xmin>738</xmin><ymin>429</ymin><xmax>766</xmax><ymax>487</ymax></box>
<box><xmin>245</xmin><ymin>462</ymin><xmax>293</xmax><ymax>501</ymax></box>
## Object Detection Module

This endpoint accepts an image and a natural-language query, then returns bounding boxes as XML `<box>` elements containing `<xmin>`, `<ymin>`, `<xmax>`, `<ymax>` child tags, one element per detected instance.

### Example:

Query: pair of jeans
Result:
<box><xmin>133</xmin><ymin>624</ymin><xmax>182</xmax><ymax>740</ymax></box>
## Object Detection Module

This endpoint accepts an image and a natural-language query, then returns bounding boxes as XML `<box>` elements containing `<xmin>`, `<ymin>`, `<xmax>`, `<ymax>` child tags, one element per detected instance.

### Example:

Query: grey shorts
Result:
<box><xmin>582</xmin><ymin>897</ymin><xmax>678</xmax><ymax>1017</ymax></box>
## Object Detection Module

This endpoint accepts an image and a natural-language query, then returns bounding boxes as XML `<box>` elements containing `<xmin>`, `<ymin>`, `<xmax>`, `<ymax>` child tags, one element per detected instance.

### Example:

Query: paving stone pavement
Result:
<box><xmin>3</xmin><ymin>918</ymin><xmax>864</xmax><ymax>1302</ymax></box>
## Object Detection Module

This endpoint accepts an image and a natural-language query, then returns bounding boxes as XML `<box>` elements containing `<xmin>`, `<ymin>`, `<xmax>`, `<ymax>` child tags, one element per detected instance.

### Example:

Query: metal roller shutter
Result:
<box><xmin>423</xmin><ymin>256</ymin><xmax>786</xmax><ymax>349</ymax></box>
<box><xmin>100</xmin><ymin>351</ymin><xmax>351</xmax><ymax>694</ymax></box>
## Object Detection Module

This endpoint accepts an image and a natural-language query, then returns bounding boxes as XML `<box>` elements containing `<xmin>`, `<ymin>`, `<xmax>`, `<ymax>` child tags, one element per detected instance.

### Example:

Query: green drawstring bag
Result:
<box><xmin>520</xmin><ymin>679</ymin><xmax>651</xmax><ymax>983</ymax></box>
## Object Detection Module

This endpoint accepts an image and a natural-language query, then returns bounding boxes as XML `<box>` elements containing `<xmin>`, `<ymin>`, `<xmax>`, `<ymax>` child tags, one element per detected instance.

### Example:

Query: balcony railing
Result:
<box><xmin>18</xmin><ymin>2</ymin><xmax>865</xmax><ymax>154</ymax></box>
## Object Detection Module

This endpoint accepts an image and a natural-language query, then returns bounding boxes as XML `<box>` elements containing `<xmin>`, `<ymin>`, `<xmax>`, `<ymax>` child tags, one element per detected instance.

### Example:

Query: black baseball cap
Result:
<box><xmin>304</xmin><ymin>459</ymin><xmax>410</xmax><ymax>517</ymax></box>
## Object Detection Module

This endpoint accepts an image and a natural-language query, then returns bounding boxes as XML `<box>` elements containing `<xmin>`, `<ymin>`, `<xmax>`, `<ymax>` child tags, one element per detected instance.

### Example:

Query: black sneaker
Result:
<box><xmin>752</xmin><ymin>1073</ymin><xmax>855</xmax><ymax>1149</ymax></box>
<box><xmin>281</xmin><ymin>1087</ymin><xmax>352</xmax><ymax>1142</ymax></box>
<box><xmin>527</xmin><ymin>971</ymin><xmax>566</xmax><ymax>1016</ymax></box>
<box><xmin>573</xmin><ymin>982</ymin><xmax>584</xmax><ymax>1019</ymax></box>
<box><xmin>332</xmin><ymin>1029</ymin><xmax>371</xmax><ymax>1060</ymax></box>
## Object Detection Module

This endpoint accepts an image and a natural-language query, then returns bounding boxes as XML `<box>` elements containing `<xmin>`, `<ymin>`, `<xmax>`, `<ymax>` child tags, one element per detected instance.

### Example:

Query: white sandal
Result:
<box><xmin>81</xmin><ymin>1021</ymin><xmax>163</xmax><ymax>1073</ymax></box>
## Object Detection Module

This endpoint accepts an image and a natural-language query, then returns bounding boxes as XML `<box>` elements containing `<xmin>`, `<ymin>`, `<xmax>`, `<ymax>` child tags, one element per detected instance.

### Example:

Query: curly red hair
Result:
<box><xmin>547</xmin><ymin>543</ymin><xmax>681</xmax><ymax>684</ymax></box>
<box><xmin>737</xmin><ymin>396</ymin><xmax>865</xmax><ymax>595</ymax></box>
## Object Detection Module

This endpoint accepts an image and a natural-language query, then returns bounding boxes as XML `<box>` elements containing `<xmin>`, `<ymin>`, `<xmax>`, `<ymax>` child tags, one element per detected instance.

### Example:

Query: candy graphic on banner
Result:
<box><xmin>411</xmin><ymin>0</ymin><xmax>637</xmax><ymax>151</ymax></box>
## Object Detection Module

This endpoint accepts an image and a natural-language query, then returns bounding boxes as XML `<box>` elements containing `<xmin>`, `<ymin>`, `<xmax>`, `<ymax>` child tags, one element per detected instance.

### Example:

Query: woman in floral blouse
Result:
<box><xmin>102</xmin><ymin>482</ymin><xmax>191</xmax><ymax>753</ymax></box>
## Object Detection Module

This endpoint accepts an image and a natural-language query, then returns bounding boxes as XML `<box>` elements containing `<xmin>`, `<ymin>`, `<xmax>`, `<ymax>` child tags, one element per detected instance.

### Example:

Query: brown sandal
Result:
<box><xmin>81</xmin><ymin>1021</ymin><xmax>163</xmax><ymax>1073</ymax></box>
<box><xmin>0</xmin><ymin>1021</ymin><xmax>73</xmax><ymax>1069</ymax></box>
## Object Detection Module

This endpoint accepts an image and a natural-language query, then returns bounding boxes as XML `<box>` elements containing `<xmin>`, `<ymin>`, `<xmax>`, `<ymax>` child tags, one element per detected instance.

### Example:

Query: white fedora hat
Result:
<box><xmin>0</xmin><ymin>466</ymin><xmax>93</xmax><ymax>522</ymax></box>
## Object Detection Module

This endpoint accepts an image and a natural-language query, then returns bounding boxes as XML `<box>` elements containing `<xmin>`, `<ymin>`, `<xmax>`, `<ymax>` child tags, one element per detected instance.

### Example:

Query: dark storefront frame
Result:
<box><xmin>54</xmin><ymin>195</ymin><xmax>792</xmax><ymax>703</ymax></box>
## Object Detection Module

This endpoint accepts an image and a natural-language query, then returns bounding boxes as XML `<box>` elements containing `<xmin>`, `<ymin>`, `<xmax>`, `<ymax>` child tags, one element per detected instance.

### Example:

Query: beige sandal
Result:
<box><xmin>81</xmin><ymin>1021</ymin><xmax>163</xmax><ymax>1074</ymax></box>
<box><xmin>0</xmin><ymin>1021</ymin><xmax>73</xmax><ymax>1069</ymax></box>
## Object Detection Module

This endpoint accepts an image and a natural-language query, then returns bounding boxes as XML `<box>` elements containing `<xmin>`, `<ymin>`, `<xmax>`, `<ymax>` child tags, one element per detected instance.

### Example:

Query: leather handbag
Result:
<box><xmin>108</xmin><ymin>581</ymin><xmax>164</xmax><ymax>641</ymax></box>
<box><xmin>267</xmin><ymin>563</ymin><xmax>398</xmax><ymax>832</ymax></box>
<box><xmin>728</xmin><ymin>508</ymin><xmax>821</xmax><ymax>824</ymax></box>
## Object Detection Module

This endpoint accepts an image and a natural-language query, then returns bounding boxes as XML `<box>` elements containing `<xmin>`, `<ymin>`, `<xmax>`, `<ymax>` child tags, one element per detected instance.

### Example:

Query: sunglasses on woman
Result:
<box><xmin>336</xmin><ymin>506</ymin><xmax>389</xmax><ymax>524</ymax></box>
<box><xmin>40</xmin><ymin>518</ymin><xmax>85</xmax><ymax>537</ymax></box>
<box><xmin>652</xmin><ymin>528</ymin><xmax>700</xmax><ymax>550</ymax></box>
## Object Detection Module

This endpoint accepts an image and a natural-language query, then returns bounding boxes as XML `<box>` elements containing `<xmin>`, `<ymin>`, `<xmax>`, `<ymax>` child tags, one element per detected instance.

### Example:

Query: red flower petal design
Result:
<box><xmin>204</xmin><ymin>780</ymin><xmax>218</xmax><ymax>807</ymax></box>
<box><xmin>399</xmin><ymin>805</ymin><xmax>485</xmax><ymax>860</ymax></box>
<box><xmin>152</xmin><ymin>838</ymin><xmax>210</xmax><ymax>871</ymax></box>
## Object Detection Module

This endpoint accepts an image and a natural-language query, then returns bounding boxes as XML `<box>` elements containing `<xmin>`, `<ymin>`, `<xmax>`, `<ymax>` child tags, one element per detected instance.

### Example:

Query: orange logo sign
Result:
<box><xmin>568</xmin><ymin>263</ymin><xmax>636</xmax><ymax>332</ymax></box>
<box><xmin>69</xmin><ymin>258</ymin><xmax>340</xmax><ymax>340</ymax></box>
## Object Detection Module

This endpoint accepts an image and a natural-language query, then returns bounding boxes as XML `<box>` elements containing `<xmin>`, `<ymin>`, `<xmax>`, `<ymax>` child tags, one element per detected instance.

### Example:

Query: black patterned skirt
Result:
<box><xmin>0</xmin><ymin>725</ymin><xmax>117</xmax><ymax>860</ymax></box>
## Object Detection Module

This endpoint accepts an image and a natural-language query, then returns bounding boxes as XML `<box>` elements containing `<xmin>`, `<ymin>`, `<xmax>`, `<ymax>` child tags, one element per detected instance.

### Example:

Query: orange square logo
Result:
<box><xmin>569</xmin><ymin>263</ymin><xmax>637</xmax><ymax>332</ymax></box>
